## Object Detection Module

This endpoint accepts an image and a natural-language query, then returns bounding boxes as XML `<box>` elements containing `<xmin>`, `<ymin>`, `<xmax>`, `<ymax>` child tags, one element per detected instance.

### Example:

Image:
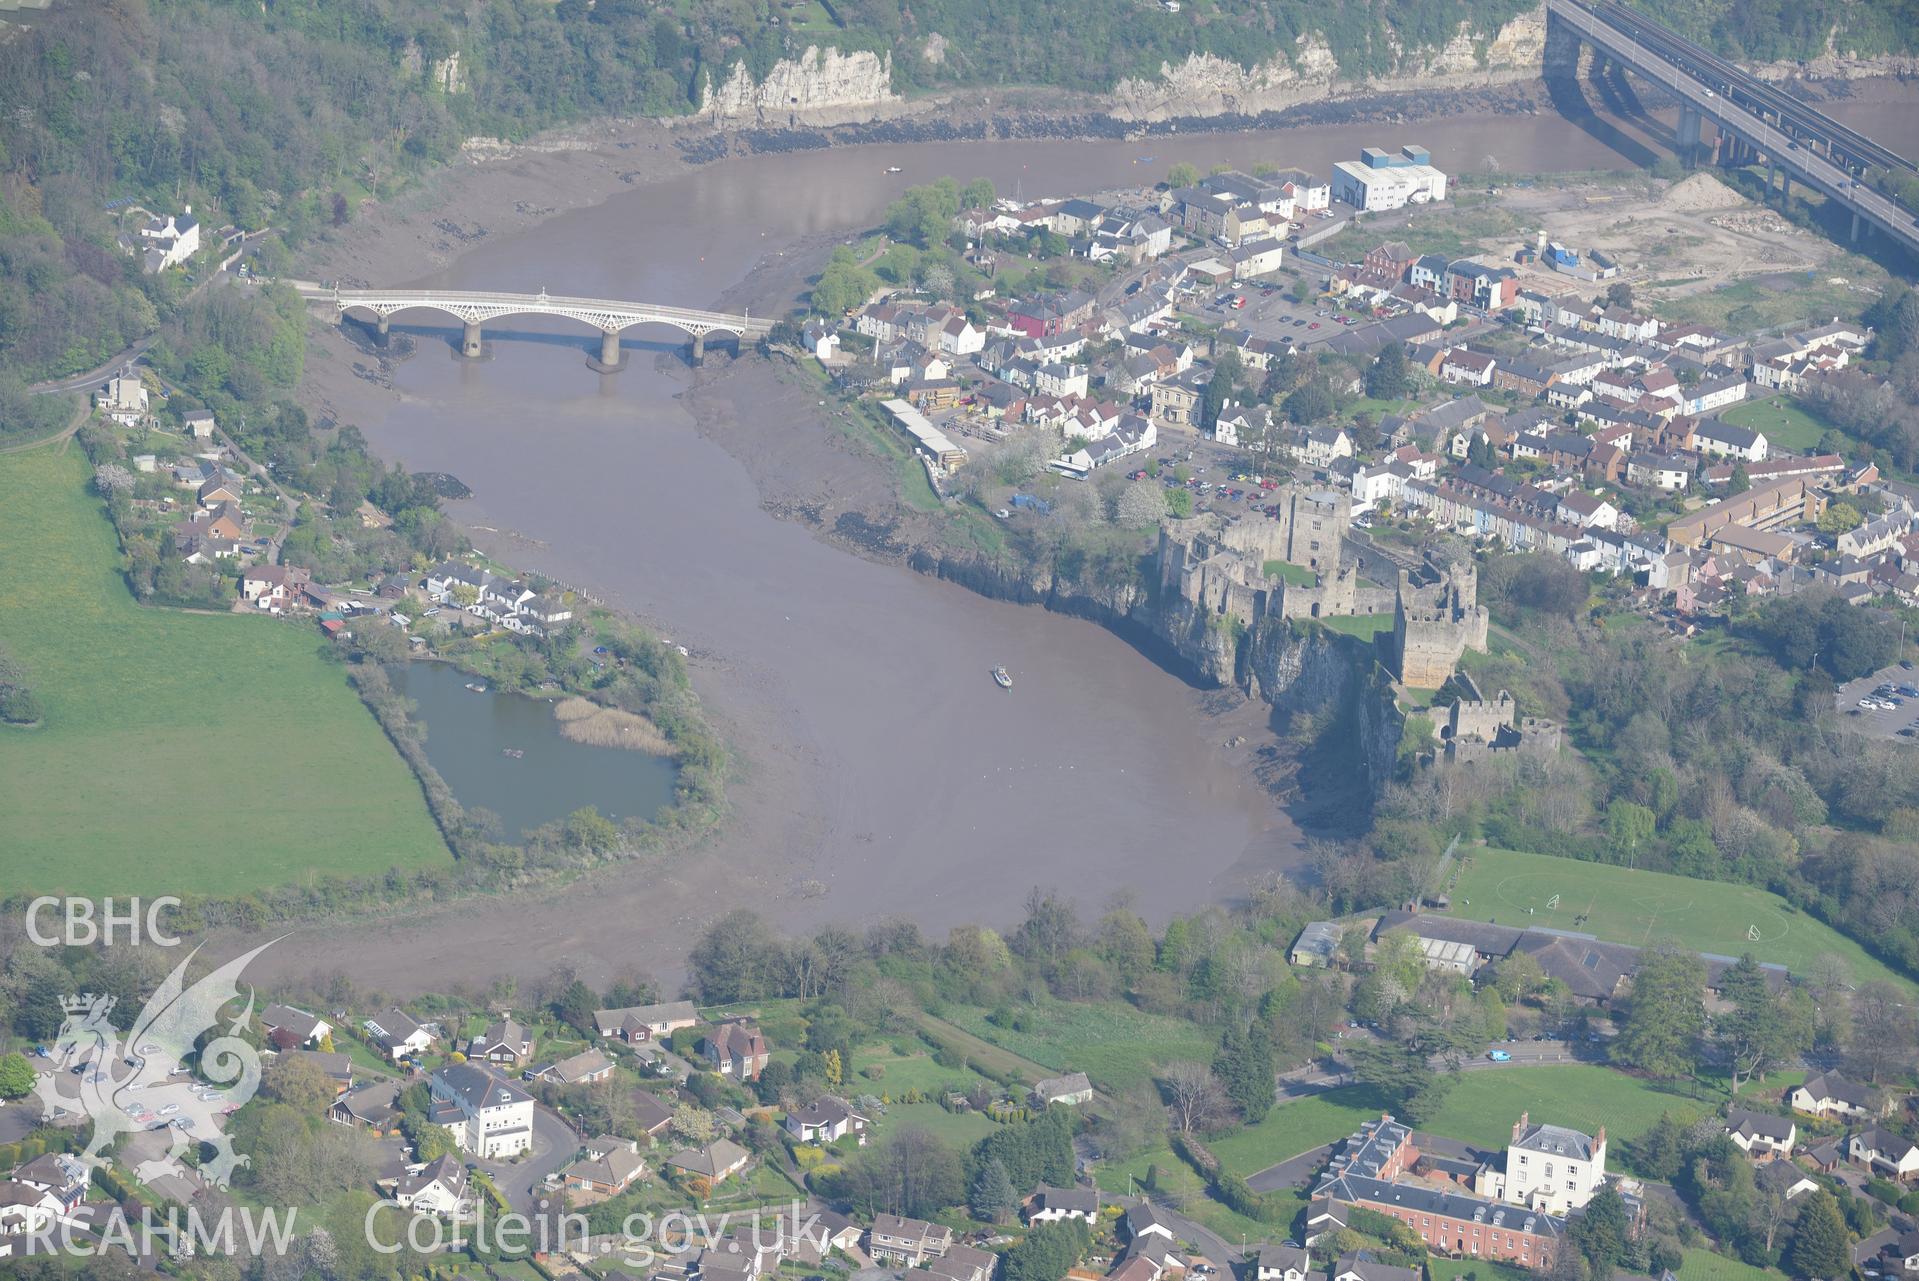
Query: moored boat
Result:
<box><xmin>992</xmin><ymin>666</ymin><xmax>1012</xmax><ymax>690</ymax></box>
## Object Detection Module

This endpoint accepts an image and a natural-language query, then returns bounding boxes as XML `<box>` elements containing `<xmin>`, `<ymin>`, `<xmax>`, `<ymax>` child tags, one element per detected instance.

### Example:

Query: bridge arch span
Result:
<box><xmin>321</xmin><ymin>287</ymin><xmax>771</xmax><ymax>367</ymax></box>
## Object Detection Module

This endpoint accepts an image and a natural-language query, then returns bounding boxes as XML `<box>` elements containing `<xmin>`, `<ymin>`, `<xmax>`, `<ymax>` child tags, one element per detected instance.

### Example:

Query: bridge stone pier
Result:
<box><xmin>315</xmin><ymin>287</ymin><xmax>771</xmax><ymax>372</ymax></box>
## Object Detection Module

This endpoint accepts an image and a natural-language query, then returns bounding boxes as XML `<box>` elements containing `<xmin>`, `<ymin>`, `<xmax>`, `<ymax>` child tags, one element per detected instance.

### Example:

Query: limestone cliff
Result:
<box><xmin>701</xmin><ymin>48</ymin><xmax>898</xmax><ymax>126</ymax></box>
<box><xmin>1105</xmin><ymin>6</ymin><xmax>1548</xmax><ymax>122</ymax></box>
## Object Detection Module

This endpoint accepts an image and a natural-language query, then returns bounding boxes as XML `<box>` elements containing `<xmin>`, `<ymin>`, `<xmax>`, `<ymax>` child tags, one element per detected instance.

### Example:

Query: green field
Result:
<box><xmin>947</xmin><ymin>1000</ymin><xmax>1218</xmax><ymax>1091</ymax></box>
<box><xmin>1213</xmin><ymin>1067</ymin><xmax>1719</xmax><ymax>1180</ymax></box>
<box><xmin>0</xmin><ymin>450</ymin><xmax>449</xmax><ymax>896</ymax></box>
<box><xmin>1446</xmin><ymin>847</ymin><xmax>1909</xmax><ymax>990</ymax></box>
<box><xmin>1719</xmin><ymin>397</ymin><xmax>1838</xmax><ymax>453</ymax></box>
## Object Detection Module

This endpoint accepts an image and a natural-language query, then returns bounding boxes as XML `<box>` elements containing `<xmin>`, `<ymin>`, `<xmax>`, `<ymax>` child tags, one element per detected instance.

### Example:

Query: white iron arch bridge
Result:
<box><xmin>317</xmin><ymin>287</ymin><xmax>773</xmax><ymax>366</ymax></box>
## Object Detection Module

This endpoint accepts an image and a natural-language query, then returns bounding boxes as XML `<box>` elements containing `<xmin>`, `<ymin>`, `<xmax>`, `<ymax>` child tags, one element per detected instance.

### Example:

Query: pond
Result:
<box><xmin>392</xmin><ymin>660</ymin><xmax>678</xmax><ymax>839</ymax></box>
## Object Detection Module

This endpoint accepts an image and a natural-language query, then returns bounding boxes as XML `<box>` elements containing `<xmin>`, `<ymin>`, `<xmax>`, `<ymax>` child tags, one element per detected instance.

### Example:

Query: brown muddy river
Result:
<box><xmin>269</xmin><ymin>96</ymin><xmax>1919</xmax><ymax>993</ymax></box>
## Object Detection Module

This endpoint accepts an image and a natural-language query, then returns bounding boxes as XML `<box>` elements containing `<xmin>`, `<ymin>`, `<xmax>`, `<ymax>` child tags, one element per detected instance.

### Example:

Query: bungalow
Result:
<box><xmin>363</xmin><ymin>1007</ymin><xmax>433</xmax><ymax>1062</ymax></box>
<box><xmin>1033</xmin><ymin>1072</ymin><xmax>1095</xmax><ymax>1107</ymax></box>
<box><xmin>281</xmin><ymin>1049</ymin><xmax>353</xmax><ymax>1095</ymax></box>
<box><xmin>1791</xmin><ymin>1072</ymin><xmax>1888</xmax><ymax>1120</ymax></box>
<box><xmin>533</xmin><ymin>1048</ymin><xmax>616</xmax><ymax>1087</ymax></box>
<box><xmin>329</xmin><ymin>1080</ymin><xmax>404</xmax><ymax>1134</ymax></box>
<box><xmin>467</xmin><ymin>1016</ymin><xmax>534</xmax><ymax>1068</ymax></box>
<box><xmin>700</xmin><ymin>1023</ymin><xmax>770</xmax><ymax>1081</ymax></box>
<box><xmin>565</xmin><ymin>1136</ymin><xmax>649</xmax><ymax>1202</ymax></box>
<box><xmin>1025</xmin><ymin>1184</ymin><xmax>1101</xmax><ymax>1224</ymax></box>
<box><xmin>1850</xmin><ymin>1127</ymin><xmax>1919</xmax><ymax>1180</ymax></box>
<box><xmin>868</xmin><ymin>1213</ymin><xmax>953</xmax><ymax>1266</ymax></box>
<box><xmin>260</xmin><ymin>1003</ymin><xmax>332</xmax><ymax>1048</ymax></box>
<box><xmin>392</xmin><ymin>1154</ymin><xmax>469</xmax><ymax>1218</ymax></box>
<box><xmin>1725</xmin><ymin>1108</ymin><xmax>1796</xmax><ymax>1159</ymax></box>
<box><xmin>785</xmin><ymin>1096</ymin><xmax>868</xmax><ymax>1144</ymax></box>
<box><xmin>667</xmin><ymin>1139</ymin><xmax>753</xmax><ymax>1187</ymax></box>
<box><xmin>594</xmin><ymin>1000</ymin><xmax>698</xmax><ymax>1043</ymax></box>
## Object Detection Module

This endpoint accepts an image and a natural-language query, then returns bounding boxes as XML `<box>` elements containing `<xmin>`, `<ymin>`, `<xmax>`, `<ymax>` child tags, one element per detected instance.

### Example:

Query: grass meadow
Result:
<box><xmin>0</xmin><ymin>449</ymin><xmax>448</xmax><ymax>896</ymax></box>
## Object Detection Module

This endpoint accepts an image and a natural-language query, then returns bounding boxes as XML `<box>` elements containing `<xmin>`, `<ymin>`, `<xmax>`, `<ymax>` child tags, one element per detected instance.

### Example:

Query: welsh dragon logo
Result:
<box><xmin>32</xmin><ymin>941</ymin><xmax>278</xmax><ymax>1190</ymax></box>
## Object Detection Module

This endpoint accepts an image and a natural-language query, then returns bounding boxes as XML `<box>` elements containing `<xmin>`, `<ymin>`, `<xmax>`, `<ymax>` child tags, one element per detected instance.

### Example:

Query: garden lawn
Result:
<box><xmin>1209</xmin><ymin>1090</ymin><xmax>1389</xmax><ymax>1176</ymax></box>
<box><xmin>947</xmin><ymin>1001</ymin><xmax>1218</xmax><ymax>1091</ymax></box>
<box><xmin>1446</xmin><ymin>847</ymin><xmax>1910</xmax><ymax>991</ymax></box>
<box><xmin>1677</xmin><ymin>1248</ymin><xmax>1790</xmax><ymax>1281</ymax></box>
<box><xmin>872</xmin><ymin>1099</ymin><xmax>1001</xmax><ymax>1147</ymax></box>
<box><xmin>855</xmin><ymin>1043</ymin><xmax>995</xmax><ymax>1100</ymax></box>
<box><xmin>1719</xmin><ymin>397</ymin><xmax>1839</xmax><ymax>454</ymax></box>
<box><xmin>0</xmin><ymin>449</ymin><xmax>449</xmax><ymax>896</ymax></box>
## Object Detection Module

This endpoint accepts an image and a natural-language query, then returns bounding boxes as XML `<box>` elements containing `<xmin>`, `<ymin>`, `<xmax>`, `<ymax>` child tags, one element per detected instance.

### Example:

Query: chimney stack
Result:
<box><xmin>1513</xmin><ymin>1112</ymin><xmax>1529</xmax><ymax>1143</ymax></box>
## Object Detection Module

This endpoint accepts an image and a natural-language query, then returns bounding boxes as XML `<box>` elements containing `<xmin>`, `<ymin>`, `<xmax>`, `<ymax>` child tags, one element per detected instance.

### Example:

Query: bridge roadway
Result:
<box><xmin>305</xmin><ymin>285</ymin><xmax>773</xmax><ymax>367</ymax></box>
<box><xmin>1548</xmin><ymin>0</ymin><xmax>1919</xmax><ymax>257</ymax></box>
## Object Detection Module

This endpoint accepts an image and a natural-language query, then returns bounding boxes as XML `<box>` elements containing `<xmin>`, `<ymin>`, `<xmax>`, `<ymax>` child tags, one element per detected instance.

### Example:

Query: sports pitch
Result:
<box><xmin>1444</xmin><ymin>846</ymin><xmax>1911</xmax><ymax>990</ymax></box>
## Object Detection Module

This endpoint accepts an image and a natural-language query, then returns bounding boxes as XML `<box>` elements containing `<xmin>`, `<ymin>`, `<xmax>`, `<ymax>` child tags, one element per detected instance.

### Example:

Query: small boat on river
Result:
<box><xmin>464</xmin><ymin>682</ymin><xmax>487</xmax><ymax>693</ymax></box>
<box><xmin>502</xmin><ymin>748</ymin><xmax>524</xmax><ymax>759</ymax></box>
<box><xmin>992</xmin><ymin>666</ymin><xmax>1013</xmax><ymax>690</ymax></box>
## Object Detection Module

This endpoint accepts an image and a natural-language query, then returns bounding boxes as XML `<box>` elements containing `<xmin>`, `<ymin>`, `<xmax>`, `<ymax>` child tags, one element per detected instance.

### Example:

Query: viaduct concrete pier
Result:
<box><xmin>1546</xmin><ymin>0</ymin><xmax>1919</xmax><ymax>251</ymax></box>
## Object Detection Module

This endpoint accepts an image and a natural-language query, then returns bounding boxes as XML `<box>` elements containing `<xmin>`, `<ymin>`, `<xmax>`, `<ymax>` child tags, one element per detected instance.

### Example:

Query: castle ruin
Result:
<box><xmin>1155</xmin><ymin>487</ymin><xmax>1488</xmax><ymax>690</ymax></box>
<box><xmin>1391</xmin><ymin>560</ymin><xmax>1489</xmax><ymax>690</ymax></box>
<box><xmin>1432</xmin><ymin>674</ymin><xmax>1562</xmax><ymax>764</ymax></box>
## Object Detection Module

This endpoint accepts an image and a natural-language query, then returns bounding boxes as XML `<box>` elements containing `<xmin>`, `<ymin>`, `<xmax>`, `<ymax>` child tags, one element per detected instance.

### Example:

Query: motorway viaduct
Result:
<box><xmin>1547</xmin><ymin>0</ymin><xmax>1919</xmax><ymax>257</ymax></box>
<box><xmin>302</xmin><ymin>286</ymin><xmax>773</xmax><ymax>369</ymax></box>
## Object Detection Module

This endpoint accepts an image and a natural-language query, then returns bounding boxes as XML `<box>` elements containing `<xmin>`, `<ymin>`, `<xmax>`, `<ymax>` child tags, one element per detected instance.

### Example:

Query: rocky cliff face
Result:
<box><xmin>1105</xmin><ymin>6</ymin><xmax>1547</xmax><ymax>121</ymax></box>
<box><xmin>919</xmin><ymin>548</ymin><xmax>1402</xmax><ymax>798</ymax></box>
<box><xmin>701</xmin><ymin>48</ymin><xmax>899</xmax><ymax>126</ymax></box>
